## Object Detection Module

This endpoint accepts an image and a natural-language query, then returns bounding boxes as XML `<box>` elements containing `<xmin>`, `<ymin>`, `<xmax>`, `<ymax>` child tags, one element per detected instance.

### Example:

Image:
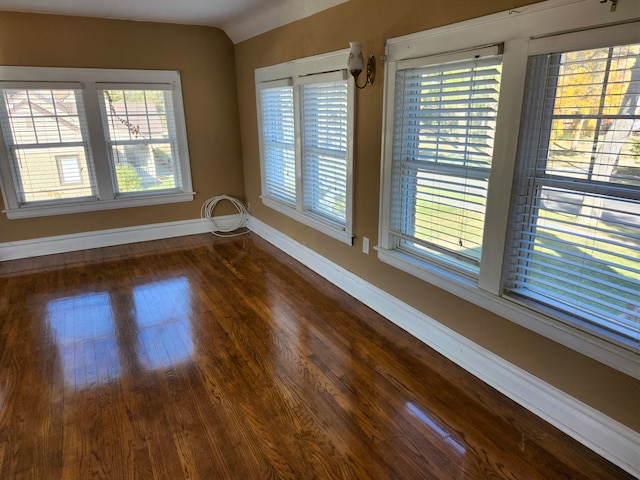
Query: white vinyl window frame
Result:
<box><xmin>255</xmin><ymin>49</ymin><xmax>355</xmax><ymax>245</ymax></box>
<box><xmin>0</xmin><ymin>67</ymin><xmax>194</xmax><ymax>219</ymax></box>
<box><xmin>378</xmin><ymin>0</ymin><xmax>640</xmax><ymax>378</ymax></box>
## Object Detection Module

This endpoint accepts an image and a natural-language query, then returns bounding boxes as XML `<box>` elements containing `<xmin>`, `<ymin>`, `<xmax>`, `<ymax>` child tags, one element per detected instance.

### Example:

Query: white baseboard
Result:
<box><xmin>0</xmin><ymin>214</ymin><xmax>242</xmax><ymax>261</ymax></box>
<box><xmin>248</xmin><ymin>216</ymin><xmax>640</xmax><ymax>478</ymax></box>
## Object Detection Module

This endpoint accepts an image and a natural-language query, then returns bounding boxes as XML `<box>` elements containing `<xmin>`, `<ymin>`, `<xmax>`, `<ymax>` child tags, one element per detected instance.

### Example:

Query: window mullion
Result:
<box><xmin>479</xmin><ymin>38</ymin><xmax>534</xmax><ymax>294</ymax></box>
<box><xmin>81</xmin><ymin>83</ymin><xmax>115</xmax><ymax>201</ymax></box>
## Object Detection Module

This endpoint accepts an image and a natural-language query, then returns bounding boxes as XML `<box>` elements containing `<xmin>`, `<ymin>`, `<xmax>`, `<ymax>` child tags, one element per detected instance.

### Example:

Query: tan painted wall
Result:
<box><xmin>0</xmin><ymin>12</ymin><xmax>244</xmax><ymax>242</ymax></box>
<box><xmin>234</xmin><ymin>0</ymin><xmax>640</xmax><ymax>430</ymax></box>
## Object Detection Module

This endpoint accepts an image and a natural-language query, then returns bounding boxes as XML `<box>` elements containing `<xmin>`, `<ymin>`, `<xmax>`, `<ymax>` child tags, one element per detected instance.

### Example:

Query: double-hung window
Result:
<box><xmin>0</xmin><ymin>67</ymin><xmax>193</xmax><ymax>219</ymax></box>
<box><xmin>506</xmin><ymin>41</ymin><xmax>640</xmax><ymax>343</ymax></box>
<box><xmin>389</xmin><ymin>46</ymin><xmax>503</xmax><ymax>275</ymax></box>
<box><xmin>379</xmin><ymin>2</ymin><xmax>640</xmax><ymax>376</ymax></box>
<box><xmin>256</xmin><ymin>50</ymin><xmax>355</xmax><ymax>245</ymax></box>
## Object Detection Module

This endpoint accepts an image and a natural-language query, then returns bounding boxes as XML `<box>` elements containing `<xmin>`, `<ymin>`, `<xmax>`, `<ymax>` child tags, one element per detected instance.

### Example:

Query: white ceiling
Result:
<box><xmin>0</xmin><ymin>0</ymin><xmax>348</xmax><ymax>43</ymax></box>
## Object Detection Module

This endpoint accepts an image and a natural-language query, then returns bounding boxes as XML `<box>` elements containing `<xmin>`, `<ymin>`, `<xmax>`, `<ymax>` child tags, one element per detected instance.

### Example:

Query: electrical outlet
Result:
<box><xmin>362</xmin><ymin>237</ymin><xmax>370</xmax><ymax>254</ymax></box>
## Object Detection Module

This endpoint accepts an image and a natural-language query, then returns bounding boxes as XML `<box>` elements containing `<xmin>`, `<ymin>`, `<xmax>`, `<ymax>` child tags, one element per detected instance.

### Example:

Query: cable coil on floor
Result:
<box><xmin>201</xmin><ymin>194</ymin><xmax>249</xmax><ymax>237</ymax></box>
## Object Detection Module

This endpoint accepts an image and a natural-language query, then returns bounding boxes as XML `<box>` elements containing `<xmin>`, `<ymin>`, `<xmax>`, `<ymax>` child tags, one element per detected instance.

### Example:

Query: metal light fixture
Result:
<box><xmin>348</xmin><ymin>42</ymin><xmax>376</xmax><ymax>89</ymax></box>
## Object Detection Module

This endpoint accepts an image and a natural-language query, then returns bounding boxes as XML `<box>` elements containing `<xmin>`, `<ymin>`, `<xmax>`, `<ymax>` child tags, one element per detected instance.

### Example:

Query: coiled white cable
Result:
<box><xmin>201</xmin><ymin>194</ymin><xmax>249</xmax><ymax>237</ymax></box>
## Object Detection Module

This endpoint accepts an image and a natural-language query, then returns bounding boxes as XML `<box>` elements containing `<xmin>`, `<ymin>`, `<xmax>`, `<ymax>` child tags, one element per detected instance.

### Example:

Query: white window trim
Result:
<box><xmin>378</xmin><ymin>0</ymin><xmax>640</xmax><ymax>378</ymax></box>
<box><xmin>0</xmin><ymin>67</ymin><xmax>194</xmax><ymax>219</ymax></box>
<box><xmin>255</xmin><ymin>49</ymin><xmax>355</xmax><ymax>245</ymax></box>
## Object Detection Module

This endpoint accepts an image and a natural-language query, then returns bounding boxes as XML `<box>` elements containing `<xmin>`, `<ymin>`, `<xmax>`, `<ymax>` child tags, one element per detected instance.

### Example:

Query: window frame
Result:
<box><xmin>255</xmin><ymin>49</ymin><xmax>355</xmax><ymax>245</ymax></box>
<box><xmin>378</xmin><ymin>0</ymin><xmax>640</xmax><ymax>378</ymax></box>
<box><xmin>0</xmin><ymin>67</ymin><xmax>194</xmax><ymax>219</ymax></box>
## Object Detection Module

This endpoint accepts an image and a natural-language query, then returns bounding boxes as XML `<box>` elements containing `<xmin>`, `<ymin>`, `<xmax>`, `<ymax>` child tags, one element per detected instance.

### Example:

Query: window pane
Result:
<box><xmin>391</xmin><ymin>55</ymin><xmax>502</xmax><ymax>270</ymax></box>
<box><xmin>260</xmin><ymin>86</ymin><xmax>296</xmax><ymax>205</ymax></box>
<box><xmin>0</xmin><ymin>89</ymin><xmax>95</xmax><ymax>203</ymax></box>
<box><xmin>302</xmin><ymin>80</ymin><xmax>348</xmax><ymax>225</ymax></box>
<box><xmin>100</xmin><ymin>89</ymin><xmax>181</xmax><ymax>194</ymax></box>
<box><xmin>541</xmin><ymin>45</ymin><xmax>640</xmax><ymax>186</ymax></box>
<box><xmin>508</xmin><ymin>43</ymin><xmax>640</xmax><ymax>340</ymax></box>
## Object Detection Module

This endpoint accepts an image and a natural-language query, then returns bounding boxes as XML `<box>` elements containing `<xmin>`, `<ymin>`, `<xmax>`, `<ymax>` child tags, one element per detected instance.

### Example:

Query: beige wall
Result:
<box><xmin>0</xmin><ymin>11</ymin><xmax>244</xmax><ymax>242</ymax></box>
<box><xmin>234</xmin><ymin>0</ymin><xmax>640</xmax><ymax>430</ymax></box>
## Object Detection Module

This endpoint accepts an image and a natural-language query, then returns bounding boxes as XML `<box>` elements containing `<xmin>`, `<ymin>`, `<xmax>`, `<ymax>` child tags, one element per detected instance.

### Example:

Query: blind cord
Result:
<box><xmin>201</xmin><ymin>194</ymin><xmax>250</xmax><ymax>237</ymax></box>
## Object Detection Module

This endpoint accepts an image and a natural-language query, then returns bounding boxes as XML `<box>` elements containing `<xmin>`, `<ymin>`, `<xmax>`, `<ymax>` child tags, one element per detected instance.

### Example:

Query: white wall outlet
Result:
<box><xmin>362</xmin><ymin>237</ymin><xmax>370</xmax><ymax>254</ymax></box>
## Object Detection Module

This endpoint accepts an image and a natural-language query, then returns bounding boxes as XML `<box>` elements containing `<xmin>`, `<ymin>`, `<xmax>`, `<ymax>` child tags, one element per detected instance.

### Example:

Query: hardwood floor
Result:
<box><xmin>0</xmin><ymin>233</ymin><xmax>632</xmax><ymax>479</ymax></box>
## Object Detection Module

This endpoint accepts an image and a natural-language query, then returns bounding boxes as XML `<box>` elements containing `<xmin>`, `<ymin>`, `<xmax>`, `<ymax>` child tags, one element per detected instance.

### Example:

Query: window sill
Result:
<box><xmin>261</xmin><ymin>196</ymin><xmax>353</xmax><ymax>246</ymax></box>
<box><xmin>4</xmin><ymin>191</ymin><xmax>196</xmax><ymax>219</ymax></box>
<box><xmin>376</xmin><ymin>246</ymin><xmax>640</xmax><ymax>380</ymax></box>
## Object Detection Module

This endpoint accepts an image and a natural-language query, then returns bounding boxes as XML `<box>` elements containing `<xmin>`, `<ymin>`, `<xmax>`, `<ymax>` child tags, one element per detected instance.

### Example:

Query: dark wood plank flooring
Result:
<box><xmin>0</xmin><ymin>233</ymin><xmax>632</xmax><ymax>479</ymax></box>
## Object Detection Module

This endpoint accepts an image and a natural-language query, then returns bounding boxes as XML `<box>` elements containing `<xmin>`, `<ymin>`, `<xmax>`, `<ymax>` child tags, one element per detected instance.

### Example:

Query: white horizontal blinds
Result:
<box><xmin>390</xmin><ymin>51</ymin><xmax>502</xmax><ymax>272</ymax></box>
<box><xmin>259</xmin><ymin>85</ymin><xmax>296</xmax><ymax>206</ymax></box>
<box><xmin>301</xmin><ymin>79</ymin><xmax>348</xmax><ymax>226</ymax></box>
<box><xmin>98</xmin><ymin>87</ymin><xmax>181</xmax><ymax>195</ymax></box>
<box><xmin>506</xmin><ymin>43</ymin><xmax>640</xmax><ymax>341</ymax></box>
<box><xmin>0</xmin><ymin>87</ymin><xmax>96</xmax><ymax>204</ymax></box>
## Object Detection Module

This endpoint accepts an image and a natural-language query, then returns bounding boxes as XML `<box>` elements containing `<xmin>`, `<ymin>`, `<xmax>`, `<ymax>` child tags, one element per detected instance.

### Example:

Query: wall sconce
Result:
<box><xmin>348</xmin><ymin>42</ymin><xmax>376</xmax><ymax>89</ymax></box>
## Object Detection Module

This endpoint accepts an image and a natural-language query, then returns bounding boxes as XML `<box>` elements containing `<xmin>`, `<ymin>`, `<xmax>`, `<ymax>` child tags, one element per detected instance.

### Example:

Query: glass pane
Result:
<box><xmin>513</xmin><ymin>187</ymin><xmax>639</xmax><ymax>338</ymax></box>
<box><xmin>112</xmin><ymin>143</ymin><xmax>176</xmax><ymax>193</ymax></box>
<box><xmin>3</xmin><ymin>90</ymin><xmax>83</xmax><ymax>144</ymax></box>
<box><xmin>544</xmin><ymin>44</ymin><xmax>640</xmax><ymax>187</ymax></box>
<box><xmin>102</xmin><ymin>90</ymin><xmax>170</xmax><ymax>141</ymax></box>
<box><xmin>13</xmin><ymin>147</ymin><xmax>94</xmax><ymax>202</ymax></box>
<box><xmin>399</xmin><ymin>166</ymin><xmax>487</xmax><ymax>269</ymax></box>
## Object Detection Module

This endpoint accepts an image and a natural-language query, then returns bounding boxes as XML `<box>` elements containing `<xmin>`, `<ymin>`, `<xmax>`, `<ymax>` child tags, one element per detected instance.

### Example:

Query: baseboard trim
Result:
<box><xmin>0</xmin><ymin>215</ymin><xmax>241</xmax><ymax>261</ymax></box>
<box><xmin>248</xmin><ymin>216</ymin><xmax>640</xmax><ymax>478</ymax></box>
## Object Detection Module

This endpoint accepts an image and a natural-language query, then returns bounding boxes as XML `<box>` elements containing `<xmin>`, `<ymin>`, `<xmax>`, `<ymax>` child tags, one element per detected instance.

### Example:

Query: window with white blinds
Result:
<box><xmin>0</xmin><ymin>67</ymin><xmax>193</xmax><ymax>219</ymax></box>
<box><xmin>259</xmin><ymin>83</ymin><xmax>296</xmax><ymax>205</ymax></box>
<box><xmin>506</xmin><ymin>43</ymin><xmax>640</xmax><ymax>341</ymax></box>
<box><xmin>256</xmin><ymin>51</ymin><xmax>354</xmax><ymax>245</ymax></box>
<box><xmin>0</xmin><ymin>87</ymin><xmax>96</xmax><ymax>204</ymax></box>
<box><xmin>390</xmin><ymin>48</ymin><xmax>502</xmax><ymax>274</ymax></box>
<box><xmin>302</xmin><ymin>80</ymin><xmax>349</xmax><ymax>225</ymax></box>
<box><xmin>380</xmin><ymin>9</ymin><xmax>640</xmax><ymax>371</ymax></box>
<box><xmin>98</xmin><ymin>86</ymin><xmax>183</xmax><ymax>195</ymax></box>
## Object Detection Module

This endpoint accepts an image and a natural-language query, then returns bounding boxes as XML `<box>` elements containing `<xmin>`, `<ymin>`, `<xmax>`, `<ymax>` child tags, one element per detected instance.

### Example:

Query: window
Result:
<box><xmin>379</xmin><ymin>2</ymin><xmax>640</xmax><ymax>376</ymax></box>
<box><xmin>0</xmin><ymin>67</ymin><xmax>193</xmax><ymax>219</ymax></box>
<box><xmin>506</xmin><ymin>43</ymin><xmax>640</xmax><ymax>342</ymax></box>
<box><xmin>390</xmin><ymin>47</ymin><xmax>503</xmax><ymax>275</ymax></box>
<box><xmin>0</xmin><ymin>87</ymin><xmax>95</xmax><ymax>203</ymax></box>
<box><xmin>256</xmin><ymin>50</ymin><xmax>354</xmax><ymax>245</ymax></box>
